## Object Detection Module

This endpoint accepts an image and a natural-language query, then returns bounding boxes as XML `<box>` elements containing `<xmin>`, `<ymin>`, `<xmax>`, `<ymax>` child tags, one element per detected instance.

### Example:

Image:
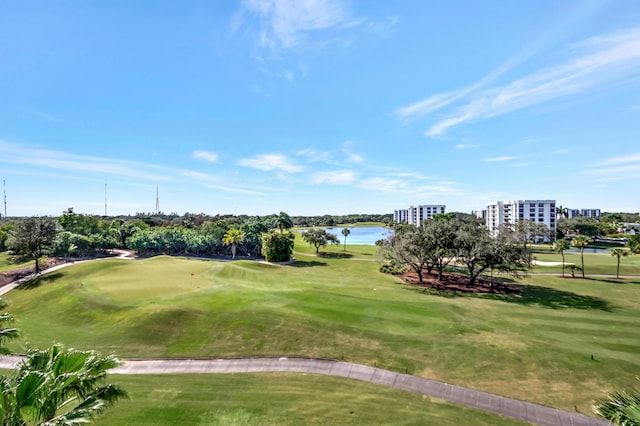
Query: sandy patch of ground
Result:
<box><xmin>532</xmin><ymin>260</ymin><xmax>574</xmax><ymax>266</ymax></box>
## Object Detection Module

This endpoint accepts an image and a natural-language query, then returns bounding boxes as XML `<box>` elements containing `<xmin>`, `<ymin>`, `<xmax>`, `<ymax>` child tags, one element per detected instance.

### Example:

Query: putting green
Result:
<box><xmin>85</xmin><ymin>257</ymin><xmax>218</xmax><ymax>303</ymax></box>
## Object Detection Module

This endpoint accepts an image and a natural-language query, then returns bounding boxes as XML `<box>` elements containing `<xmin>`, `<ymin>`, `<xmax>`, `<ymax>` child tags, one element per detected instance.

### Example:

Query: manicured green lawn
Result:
<box><xmin>532</xmin><ymin>250</ymin><xmax>640</xmax><ymax>275</ymax></box>
<box><xmin>0</xmin><ymin>252</ymin><xmax>33</xmax><ymax>272</ymax></box>
<box><xmin>3</xmin><ymin>245</ymin><xmax>639</xmax><ymax>415</ymax></box>
<box><xmin>96</xmin><ymin>373</ymin><xmax>525</xmax><ymax>425</ymax></box>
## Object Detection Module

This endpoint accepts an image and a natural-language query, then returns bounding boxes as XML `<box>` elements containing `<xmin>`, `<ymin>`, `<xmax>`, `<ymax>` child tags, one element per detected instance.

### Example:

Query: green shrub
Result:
<box><xmin>261</xmin><ymin>231</ymin><xmax>295</xmax><ymax>262</ymax></box>
<box><xmin>379</xmin><ymin>261</ymin><xmax>406</xmax><ymax>274</ymax></box>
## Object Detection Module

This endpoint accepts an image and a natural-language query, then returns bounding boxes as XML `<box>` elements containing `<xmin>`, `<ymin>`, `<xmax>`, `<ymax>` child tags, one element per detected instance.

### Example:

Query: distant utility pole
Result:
<box><xmin>155</xmin><ymin>186</ymin><xmax>160</xmax><ymax>214</ymax></box>
<box><xmin>104</xmin><ymin>180</ymin><xmax>108</xmax><ymax>216</ymax></box>
<box><xmin>3</xmin><ymin>180</ymin><xmax>6</xmax><ymax>218</ymax></box>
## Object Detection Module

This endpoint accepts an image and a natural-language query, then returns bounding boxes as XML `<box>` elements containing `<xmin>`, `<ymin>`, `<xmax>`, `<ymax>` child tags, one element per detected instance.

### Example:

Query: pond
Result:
<box><xmin>566</xmin><ymin>248</ymin><xmax>612</xmax><ymax>254</ymax></box>
<box><xmin>324</xmin><ymin>226</ymin><xmax>392</xmax><ymax>246</ymax></box>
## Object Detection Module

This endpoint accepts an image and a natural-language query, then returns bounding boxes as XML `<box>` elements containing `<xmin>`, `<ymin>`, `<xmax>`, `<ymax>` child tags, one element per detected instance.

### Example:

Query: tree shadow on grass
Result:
<box><xmin>16</xmin><ymin>272</ymin><xmax>64</xmax><ymax>290</ymax></box>
<box><xmin>403</xmin><ymin>276</ymin><xmax>614</xmax><ymax>311</ymax></box>
<box><xmin>288</xmin><ymin>260</ymin><xmax>328</xmax><ymax>268</ymax></box>
<box><xmin>317</xmin><ymin>252</ymin><xmax>353</xmax><ymax>259</ymax></box>
<box><xmin>478</xmin><ymin>284</ymin><xmax>614</xmax><ymax>311</ymax></box>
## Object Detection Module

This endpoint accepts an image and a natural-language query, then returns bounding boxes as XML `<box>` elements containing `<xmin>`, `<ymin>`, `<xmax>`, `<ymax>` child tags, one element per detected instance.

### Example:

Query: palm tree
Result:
<box><xmin>0</xmin><ymin>343</ymin><xmax>126</xmax><ymax>425</ymax></box>
<box><xmin>553</xmin><ymin>238</ymin><xmax>570</xmax><ymax>277</ymax></box>
<box><xmin>274</xmin><ymin>212</ymin><xmax>293</xmax><ymax>234</ymax></box>
<box><xmin>594</xmin><ymin>385</ymin><xmax>640</xmax><ymax>425</ymax></box>
<box><xmin>222</xmin><ymin>229</ymin><xmax>245</xmax><ymax>259</ymax></box>
<box><xmin>556</xmin><ymin>205</ymin><xmax>568</xmax><ymax>219</ymax></box>
<box><xmin>0</xmin><ymin>299</ymin><xmax>19</xmax><ymax>355</ymax></box>
<box><xmin>572</xmin><ymin>235</ymin><xmax>590</xmax><ymax>278</ymax></box>
<box><xmin>610</xmin><ymin>248</ymin><xmax>630</xmax><ymax>279</ymax></box>
<box><xmin>341</xmin><ymin>227</ymin><xmax>351</xmax><ymax>251</ymax></box>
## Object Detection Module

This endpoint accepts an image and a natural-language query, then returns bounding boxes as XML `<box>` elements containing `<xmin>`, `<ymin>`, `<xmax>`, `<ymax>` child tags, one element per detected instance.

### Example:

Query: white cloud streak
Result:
<box><xmin>0</xmin><ymin>140</ymin><xmax>269</xmax><ymax>196</ymax></box>
<box><xmin>586</xmin><ymin>152</ymin><xmax>640</xmax><ymax>181</ymax></box>
<box><xmin>596</xmin><ymin>152</ymin><xmax>640</xmax><ymax>166</ymax></box>
<box><xmin>484</xmin><ymin>156</ymin><xmax>519</xmax><ymax>162</ymax></box>
<box><xmin>397</xmin><ymin>27</ymin><xmax>640</xmax><ymax>137</ymax></box>
<box><xmin>238</xmin><ymin>153</ymin><xmax>303</xmax><ymax>172</ymax></box>
<box><xmin>240</xmin><ymin>0</ymin><xmax>353</xmax><ymax>49</ymax></box>
<box><xmin>192</xmin><ymin>150</ymin><xmax>220</xmax><ymax>163</ymax></box>
<box><xmin>311</xmin><ymin>170</ymin><xmax>355</xmax><ymax>185</ymax></box>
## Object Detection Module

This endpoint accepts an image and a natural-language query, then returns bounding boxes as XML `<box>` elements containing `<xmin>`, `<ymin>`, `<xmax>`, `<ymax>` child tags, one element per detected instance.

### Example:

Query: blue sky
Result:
<box><xmin>1</xmin><ymin>0</ymin><xmax>639</xmax><ymax>217</ymax></box>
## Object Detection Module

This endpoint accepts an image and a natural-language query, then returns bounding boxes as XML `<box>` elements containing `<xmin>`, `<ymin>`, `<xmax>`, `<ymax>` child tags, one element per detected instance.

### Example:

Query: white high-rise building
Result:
<box><xmin>485</xmin><ymin>200</ymin><xmax>556</xmax><ymax>240</ymax></box>
<box><xmin>393</xmin><ymin>205</ymin><xmax>446</xmax><ymax>226</ymax></box>
<box><xmin>564</xmin><ymin>208</ymin><xmax>601</xmax><ymax>219</ymax></box>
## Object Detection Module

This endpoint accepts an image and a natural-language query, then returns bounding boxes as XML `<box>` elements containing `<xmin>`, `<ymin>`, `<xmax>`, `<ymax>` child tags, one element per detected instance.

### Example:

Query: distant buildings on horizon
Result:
<box><xmin>393</xmin><ymin>205</ymin><xmax>446</xmax><ymax>227</ymax></box>
<box><xmin>393</xmin><ymin>200</ymin><xmax>606</xmax><ymax>240</ymax></box>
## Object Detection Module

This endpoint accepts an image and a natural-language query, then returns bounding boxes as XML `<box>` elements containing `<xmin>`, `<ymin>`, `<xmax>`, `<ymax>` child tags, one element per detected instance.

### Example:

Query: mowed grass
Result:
<box><xmin>96</xmin><ymin>373</ymin><xmax>524</xmax><ymax>425</ymax></box>
<box><xmin>532</xmin><ymin>250</ymin><xmax>640</xmax><ymax>275</ymax></box>
<box><xmin>0</xmin><ymin>252</ymin><xmax>33</xmax><ymax>272</ymax></box>
<box><xmin>3</xmin><ymin>244</ymin><xmax>640</xmax><ymax>414</ymax></box>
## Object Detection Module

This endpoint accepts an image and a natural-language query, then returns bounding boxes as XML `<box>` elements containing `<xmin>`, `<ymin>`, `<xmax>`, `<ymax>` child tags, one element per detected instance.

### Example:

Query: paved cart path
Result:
<box><xmin>0</xmin><ymin>355</ymin><xmax>610</xmax><ymax>426</ymax></box>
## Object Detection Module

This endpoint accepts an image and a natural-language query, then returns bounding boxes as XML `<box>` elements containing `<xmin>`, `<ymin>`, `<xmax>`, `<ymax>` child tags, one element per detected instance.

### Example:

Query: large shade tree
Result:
<box><xmin>378</xmin><ymin>224</ymin><xmax>431</xmax><ymax>284</ymax></box>
<box><xmin>301</xmin><ymin>228</ymin><xmax>340</xmax><ymax>254</ymax></box>
<box><xmin>0</xmin><ymin>344</ymin><xmax>126</xmax><ymax>425</ymax></box>
<box><xmin>455</xmin><ymin>221</ymin><xmax>529</xmax><ymax>287</ymax></box>
<box><xmin>8</xmin><ymin>217</ymin><xmax>58</xmax><ymax>273</ymax></box>
<box><xmin>421</xmin><ymin>218</ymin><xmax>458</xmax><ymax>281</ymax></box>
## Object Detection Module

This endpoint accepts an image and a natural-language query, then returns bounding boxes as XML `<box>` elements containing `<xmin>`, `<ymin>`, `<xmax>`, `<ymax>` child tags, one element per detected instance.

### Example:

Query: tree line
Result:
<box><xmin>1</xmin><ymin>210</ymin><xmax>304</xmax><ymax>270</ymax></box>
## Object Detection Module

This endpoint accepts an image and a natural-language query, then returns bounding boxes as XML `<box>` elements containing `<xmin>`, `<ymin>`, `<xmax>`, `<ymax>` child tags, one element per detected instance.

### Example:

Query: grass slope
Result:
<box><xmin>96</xmin><ymin>373</ymin><xmax>525</xmax><ymax>425</ymax></box>
<box><xmin>0</xmin><ymin>252</ymin><xmax>33</xmax><ymax>272</ymax></box>
<box><xmin>3</xmin><ymin>244</ymin><xmax>640</xmax><ymax>414</ymax></box>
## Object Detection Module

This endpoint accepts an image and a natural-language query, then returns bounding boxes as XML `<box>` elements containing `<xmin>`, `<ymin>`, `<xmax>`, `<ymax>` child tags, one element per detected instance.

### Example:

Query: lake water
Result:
<box><xmin>324</xmin><ymin>226</ymin><xmax>392</xmax><ymax>246</ymax></box>
<box><xmin>566</xmin><ymin>248</ymin><xmax>611</xmax><ymax>254</ymax></box>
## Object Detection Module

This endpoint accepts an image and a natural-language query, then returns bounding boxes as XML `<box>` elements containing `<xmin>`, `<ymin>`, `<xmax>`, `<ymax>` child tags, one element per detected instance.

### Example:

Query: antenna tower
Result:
<box><xmin>155</xmin><ymin>187</ymin><xmax>160</xmax><ymax>214</ymax></box>
<box><xmin>104</xmin><ymin>180</ymin><xmax>108</xmax><ymax>216</ymax></box>
<box><xmin>3</xmin><ymin>180</ymin><xmax>6</xmax><ymax>218</ymax></box>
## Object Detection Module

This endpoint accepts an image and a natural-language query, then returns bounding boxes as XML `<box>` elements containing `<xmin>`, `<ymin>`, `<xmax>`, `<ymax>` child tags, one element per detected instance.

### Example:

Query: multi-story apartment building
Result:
<box><xmin>393</xmin><ymin>205</ymin><xmax>446</xmax><ymax>226</ymax></box>
<box><xmin>563</xmin><ymin>208</ymin><xmax>601</xmax><ymax>219</ymax></box>
<box><xmin>485</xmin><ymin>200</ymin><xmax>556</xmax><ymax>240</ymax></box>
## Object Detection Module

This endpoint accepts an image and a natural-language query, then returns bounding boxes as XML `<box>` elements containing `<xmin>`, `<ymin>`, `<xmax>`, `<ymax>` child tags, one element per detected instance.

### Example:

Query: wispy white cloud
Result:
<box><xmin>341</xmin><ymin>140</ymin><xmax>364</xmax><ymax>163</ymax></box>
<box><xmin>0</xmin><ymin>140</ymin><xmax>170</xmax><ymax>182</ymax></box>
<box><xmin>357</xmin><ymin>177</ymin><xmax>406</xmax><ymax>193</ymax></box>
<box><xmin>397</xmin><ymin>27</ymin><xmax>640</xmax><ymax>137</ymax></box>
<box><xmin>192</xmin><ymin>150</ymin><xmax>220</xmax><ymax>163</ymax></box>
<box><xmin>238</xmin><ymin>0</ymin><xmax>356</xmax><ymax>50</ymax></box>
<box><xmin>203</xmin><ymin>184</ymin><xmax>264</xmax><ymax>196</ymax></box>
<box><xmin>0</xmin><ymin>140</ymin><xmax>270</xmax><ymax>196</ymax></box>
<box><xmin>311</xmin><ymin>170</ymin><xmax>356</xmax><ymax>185</ymax></box>
<box><xmin>455</xmin><ymin>143</ymin><xmax>481</xmax><ymax>149</ymax></box>
<box><xmin>347</xmin><ymin>153</ymin><xmax>363</xmax><ymax>163</ymax></box>
<box><xmin>238</xmin><ymin>153</ymin><xmax>303</xmax><ymax>172</ymax></box>
<box><xmin>586</xmin><ymin>152</ymin><xmax>640</xmax><ymax>181</ymax></box>
<box><xmin>296</xmin><ymin>148</ymin><xmax>335</xmax><ymax>164</ymax></box>
<box><xmin>484</xmin><ymin>156</ymin><xmax>520</xmax><ymax>162</ymax></box>
<box><xmin>596</xmin><ymin>152</ymin><xmax>640</xmax><ymax>166</ymax></box>
<box><xmin>587</xmin><ymin>164</ymin><xmax>640</xmax><ymax>175</ymax></box>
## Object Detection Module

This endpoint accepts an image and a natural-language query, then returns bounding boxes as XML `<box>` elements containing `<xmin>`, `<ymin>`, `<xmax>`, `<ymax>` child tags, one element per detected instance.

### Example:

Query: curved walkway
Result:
<box><xmin>0</xmin><ymin>355</ymin><xmax>610</xmax><ymax>426</ymax></box>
